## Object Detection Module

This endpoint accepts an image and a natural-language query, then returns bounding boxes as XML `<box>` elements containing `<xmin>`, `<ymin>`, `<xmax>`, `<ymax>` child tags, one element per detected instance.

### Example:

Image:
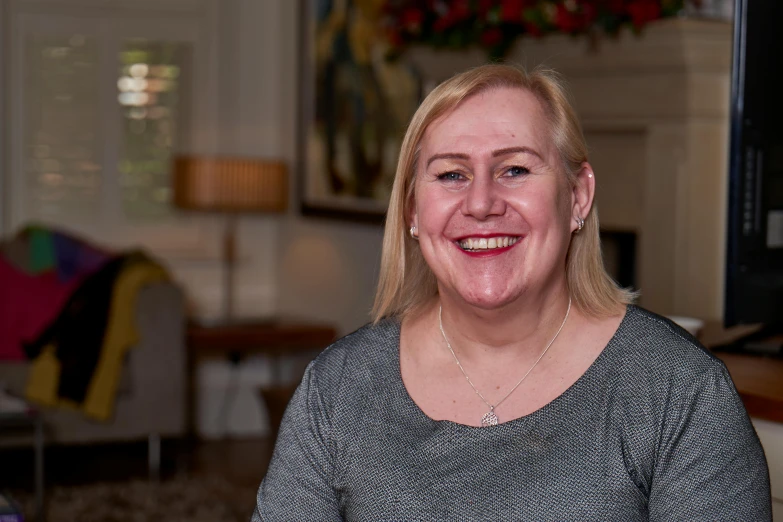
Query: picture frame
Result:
<box><xmin>297</xmin><ymin>0</ymin><xmax>423</xmax><ymax>222</ymax></box>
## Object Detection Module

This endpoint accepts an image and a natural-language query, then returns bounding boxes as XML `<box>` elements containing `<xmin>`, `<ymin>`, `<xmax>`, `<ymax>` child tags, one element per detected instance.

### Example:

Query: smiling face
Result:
<box><xmin>411</xmin><ymin>86</ymin><xmax>578</xmax><ymax>311</ymax></box>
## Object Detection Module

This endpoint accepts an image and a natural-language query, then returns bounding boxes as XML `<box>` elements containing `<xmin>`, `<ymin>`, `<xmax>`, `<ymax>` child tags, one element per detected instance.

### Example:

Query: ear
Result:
<box><xmin>570</xmin><ymin>162</ymin><xmax>595</xmax><ymax>233</ymax></box>
<box><xmin>407</xmin><ymin>193</ymin><xmax>419</xmax><ymax>231</ymax></box>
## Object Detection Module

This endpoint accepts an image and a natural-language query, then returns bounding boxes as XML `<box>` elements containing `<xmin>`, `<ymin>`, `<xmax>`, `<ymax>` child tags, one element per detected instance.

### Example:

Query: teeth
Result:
<box><xmin>457</xmin><ymin>236</ymin><xmax>520</xmax><ymax>251</ymax></box>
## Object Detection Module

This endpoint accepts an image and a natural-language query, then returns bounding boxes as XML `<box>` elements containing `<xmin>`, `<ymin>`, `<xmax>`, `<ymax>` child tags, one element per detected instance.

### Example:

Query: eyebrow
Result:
<box><xmin>425</xmin><ymin>146</ymin><xmax>542</xmax><ymax>167</ymax></box>
<box><xmin>492</xmin><ymin>146</ymin><xmax>543</xmax><ymax>160</ymax></box>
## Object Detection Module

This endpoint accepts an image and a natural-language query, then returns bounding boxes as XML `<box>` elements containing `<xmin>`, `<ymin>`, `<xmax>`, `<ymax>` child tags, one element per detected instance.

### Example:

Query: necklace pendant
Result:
<box><xmin>481</xmin><ymin>409</ymin><xmax>499</xmax><ymax>427</ymax></box>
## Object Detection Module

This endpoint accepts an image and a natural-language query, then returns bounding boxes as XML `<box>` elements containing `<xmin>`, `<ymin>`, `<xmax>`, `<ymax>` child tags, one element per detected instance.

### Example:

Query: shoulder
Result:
<box><xmin>609</xmin><ymin>305</ymin><xmax>731</xmax><ymax>391</ymax></box>
<box><xmin>601</xmin><ymin>308</ymin><xmax>754</xmax><ymax>478</ymax></box>
<box><xmin>611</xmin><ymin>310</ymin><xmax>770</xmax><ymax>519</ymax></box>
<box><xmin>304</xmin><ymin>318</ymin><xmax>401</xmax><ymax>402</ymax></box>
<box><xmin>615</xmin><ymin>305</ymin><xmax>723</xmax><ymax>368</ymax></box>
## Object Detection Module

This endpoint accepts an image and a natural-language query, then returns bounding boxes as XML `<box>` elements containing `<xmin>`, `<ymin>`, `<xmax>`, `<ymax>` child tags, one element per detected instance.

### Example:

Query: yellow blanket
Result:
<box><xmin>25</xmin><ymin>258</ymin><xmax>169</xmax><ymax>421</ymax></box>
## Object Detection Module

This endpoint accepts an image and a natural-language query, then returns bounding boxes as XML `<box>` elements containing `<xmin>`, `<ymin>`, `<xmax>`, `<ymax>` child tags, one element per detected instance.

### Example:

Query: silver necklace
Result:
<box><xmin>438</xmin><ymin>297</ymin><xmax>572</xmax><ymax>427</ymax></box>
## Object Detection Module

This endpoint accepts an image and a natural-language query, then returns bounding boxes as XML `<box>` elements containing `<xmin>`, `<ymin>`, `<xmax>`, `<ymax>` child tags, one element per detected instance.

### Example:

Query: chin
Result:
<box><xmin>456</xmin><ymin>287</ymin><xmax>522</xmax><ymax>311</ymax></box>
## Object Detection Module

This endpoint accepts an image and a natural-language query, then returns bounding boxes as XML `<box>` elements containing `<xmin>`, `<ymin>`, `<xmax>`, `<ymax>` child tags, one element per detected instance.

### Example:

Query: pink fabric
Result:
<box><xmin>0</xmin><ymin>257</ymin><xmax>80</xmax><ymax>360</ymax></box>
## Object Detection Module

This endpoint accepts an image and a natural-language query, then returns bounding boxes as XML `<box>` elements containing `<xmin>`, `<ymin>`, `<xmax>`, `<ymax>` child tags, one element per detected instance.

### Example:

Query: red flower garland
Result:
<box><xmin>383</xmin><ymin>0</ymin><xmax>684</xmax><ymax>59</ymax></box>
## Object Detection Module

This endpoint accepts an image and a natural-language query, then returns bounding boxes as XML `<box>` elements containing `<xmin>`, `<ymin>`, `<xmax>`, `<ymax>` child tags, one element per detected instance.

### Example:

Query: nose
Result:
<box><xmin>462</xmin><ymin>173</ymin><xmax>505</xmax><ymax>220</ymax></box>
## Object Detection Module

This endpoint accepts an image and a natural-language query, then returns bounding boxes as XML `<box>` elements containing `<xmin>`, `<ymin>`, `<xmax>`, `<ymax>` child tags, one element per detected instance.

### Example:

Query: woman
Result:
<box><xmin>253</xmin><ymin>64</ymin><xmax>770</xmax><ymax>520</ymax></box>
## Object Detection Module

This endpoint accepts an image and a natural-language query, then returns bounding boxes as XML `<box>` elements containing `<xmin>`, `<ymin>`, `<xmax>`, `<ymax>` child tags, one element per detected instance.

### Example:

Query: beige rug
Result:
<box><xmin>12</xmin><ymin>474</ymin><xmax>257</xmax><ymax>522</ymax></box>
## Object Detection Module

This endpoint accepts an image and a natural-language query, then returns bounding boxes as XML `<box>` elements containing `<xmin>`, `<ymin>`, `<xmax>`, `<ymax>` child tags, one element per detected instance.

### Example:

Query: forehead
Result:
<box><xmin>420</xmin><ymin>86</ymin><xmax>553</xmax><ymax>156</ymax></box>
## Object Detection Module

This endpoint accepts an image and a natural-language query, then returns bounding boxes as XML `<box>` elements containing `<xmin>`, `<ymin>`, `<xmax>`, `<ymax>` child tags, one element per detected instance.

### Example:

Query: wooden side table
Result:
<box><xmin>186</xmin><ymin>320</ymin><xmax>337</xmax><ymax>438</ymax></box>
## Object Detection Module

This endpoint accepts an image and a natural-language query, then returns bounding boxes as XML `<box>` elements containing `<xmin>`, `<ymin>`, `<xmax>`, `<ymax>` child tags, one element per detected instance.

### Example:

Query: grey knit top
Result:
<box><xmin>252</xmin><ymin>306</ymin><xmax>771</xmax><ymax>521</ymax></box>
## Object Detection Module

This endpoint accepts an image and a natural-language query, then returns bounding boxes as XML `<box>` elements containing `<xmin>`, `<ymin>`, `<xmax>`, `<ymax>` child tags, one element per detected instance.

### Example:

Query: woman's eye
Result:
<box><xmin>505</xmin><ymin>166</ymin><xmax>530</xmax><ymax>177</ymax></box>
<box><xmin>437</xmin><ymin>171</ymin><xmax>464</xmax><ymax>182</ymax></box>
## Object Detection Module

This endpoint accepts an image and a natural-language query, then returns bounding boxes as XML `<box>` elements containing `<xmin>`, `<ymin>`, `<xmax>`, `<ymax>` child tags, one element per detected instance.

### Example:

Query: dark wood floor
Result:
<box><xmin>1</xmin><ymin>436</ymin><xmax>276</xmax><ymax>491</ymax></box>
<box><xmin>190</xmin><ymin>436</ymin><xmax>276</xmax><ymax>489</ymax></box>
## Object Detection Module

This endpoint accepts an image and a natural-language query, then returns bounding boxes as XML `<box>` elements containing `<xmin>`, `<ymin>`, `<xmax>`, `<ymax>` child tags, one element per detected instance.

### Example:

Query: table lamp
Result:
<box><xmin>173</xmin><ymin>156</ymin><xmax>288</xmax><ymax>322</ymax></box>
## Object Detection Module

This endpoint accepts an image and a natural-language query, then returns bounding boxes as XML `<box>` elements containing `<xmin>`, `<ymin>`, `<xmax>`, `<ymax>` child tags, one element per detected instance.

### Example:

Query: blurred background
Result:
<box><xmin>3</xmin><ymin>1</ymin><xmax>773</xmax><ymax>521</ymax></box>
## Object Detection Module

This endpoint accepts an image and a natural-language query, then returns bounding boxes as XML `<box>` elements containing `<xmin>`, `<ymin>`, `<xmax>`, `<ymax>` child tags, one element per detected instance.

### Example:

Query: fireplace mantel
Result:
<box><xmin>407</xmin><ymin>18</ymin><xmax>733</xmax><ymax>320</ymax></box>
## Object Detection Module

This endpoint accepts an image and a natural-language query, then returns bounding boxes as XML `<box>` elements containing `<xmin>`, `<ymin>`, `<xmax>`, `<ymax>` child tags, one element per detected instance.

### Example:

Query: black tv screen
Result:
<box><xmin>724</xmin><ymin>0</ymin><xmax>783</xmax><ymax>327</ymax></box>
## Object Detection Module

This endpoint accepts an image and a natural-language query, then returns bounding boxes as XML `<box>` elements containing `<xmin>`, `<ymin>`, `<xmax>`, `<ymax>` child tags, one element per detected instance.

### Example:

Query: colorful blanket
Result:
<box><xmin>0</xmin><ymin>225</ymin><xmax>170</xmax><ymax>421</ymax></box>
<box><xmin>0</xmin><ymin>225</ymin><xmax>110</xmax><ymax>360</ymax></box>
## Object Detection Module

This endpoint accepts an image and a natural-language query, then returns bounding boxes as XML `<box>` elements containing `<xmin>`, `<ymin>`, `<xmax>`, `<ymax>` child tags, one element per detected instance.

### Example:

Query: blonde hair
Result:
<box><xmin>372</xmin><ymin>64</ymin><xmax>635</xmax><ymax>322</ymax></box>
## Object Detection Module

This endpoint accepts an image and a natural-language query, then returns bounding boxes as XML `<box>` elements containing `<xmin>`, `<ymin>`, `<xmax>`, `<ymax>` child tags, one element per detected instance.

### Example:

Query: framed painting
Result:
<box><xmin>298</xmin><ymin>0</ymin><xmax>423</xmax><ymax>222</ymax></box>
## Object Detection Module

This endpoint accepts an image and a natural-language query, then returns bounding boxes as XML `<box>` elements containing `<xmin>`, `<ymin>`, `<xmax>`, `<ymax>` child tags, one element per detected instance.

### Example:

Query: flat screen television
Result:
<box><xmin>722</xmin><ymin>0</ymin><xmax>783</xmax><ymax>351</ymax></box>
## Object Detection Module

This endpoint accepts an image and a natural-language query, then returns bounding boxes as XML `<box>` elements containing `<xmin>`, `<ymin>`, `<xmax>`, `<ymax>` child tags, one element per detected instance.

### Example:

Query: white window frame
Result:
<box><xmin>3</xmin><ymin>0</ymin><xmax>221</xmax><ymax>255</ymax></box>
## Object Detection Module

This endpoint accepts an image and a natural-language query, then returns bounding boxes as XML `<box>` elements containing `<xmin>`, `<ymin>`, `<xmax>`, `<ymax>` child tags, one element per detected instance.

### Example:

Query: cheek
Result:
<box><xmin>519</xmin><ymin>185</ymin><xmax>563</xmax><ymax>220</ymax></box>
<box><xmin>558</xmin><ymin>173</ymin><xmax>576</xmax><ymax>209</ymax></box>
<box><xmin>550</xmin><ymin>178</ymin><xmax>575</xmax><ymax>223</ymax></box>
<box><xmin>516</xmin><ymin>188</ymin><xmax>572</xmax><ymax>239</ymax></box>
<box><xmin>415</xmin><ymin>188</ymin><xmax>456</xmax><ymax>229</ymax></box>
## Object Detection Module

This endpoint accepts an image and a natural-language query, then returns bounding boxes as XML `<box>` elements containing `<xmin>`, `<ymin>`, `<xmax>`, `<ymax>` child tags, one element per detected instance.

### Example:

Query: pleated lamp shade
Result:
<box><xmin>173</xmin><ymin>156</ymin><xmax>288</xmax><ymax>213</ymax></box>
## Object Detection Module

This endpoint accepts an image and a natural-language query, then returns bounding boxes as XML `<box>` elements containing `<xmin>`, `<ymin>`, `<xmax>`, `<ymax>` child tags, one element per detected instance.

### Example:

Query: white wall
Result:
<box><xmin>171</xmin><ymin>0</ymin><xmax>283</xmax><ymax>321</ymax></box>
<box><xmin>175</xmin><ymin>0</ymin><xmax>284</xmax><ymax>316</ymax></box>
<box><xmin>0</xmin><ymin>1</ymin><xmax>6</xmax><ymax>235</ymax></box>
<box><xmin>277</xmin><ymin>219</ymin><xmax>384</xmax><ymax>334</ymax></box>
<box><xmin>197</xmin><ymin>0</ymin><xmax>383</xmax><ymax>437</ymax></box>
<box><xmin>269</xmin><ymin>0</ymin><xmax>384</xmax><ymax>335</ymax></box>
<box><xmin>753</xmin><ymin>419</ymin><xmax>783</xmax><ymax>518</ymax></box>
<box><xmin>185</xmin><ymin>0</ymin><xmax>382</xmax><ymax>334</ymax></box>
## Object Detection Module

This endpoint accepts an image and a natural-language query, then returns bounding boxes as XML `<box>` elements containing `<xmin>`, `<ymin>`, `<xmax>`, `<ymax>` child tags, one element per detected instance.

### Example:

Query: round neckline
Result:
<box><xmin>392</xmin><ymin>304</ymin><xmax>637</xmax><ymax>431</ymax></box>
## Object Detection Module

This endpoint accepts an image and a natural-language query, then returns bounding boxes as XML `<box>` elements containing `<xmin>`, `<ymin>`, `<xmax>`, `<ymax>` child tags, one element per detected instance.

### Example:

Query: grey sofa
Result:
<box><xmin>0</xmin><ymin>282</ymin><xmax>187</xmax><ymax>448</ymax></box>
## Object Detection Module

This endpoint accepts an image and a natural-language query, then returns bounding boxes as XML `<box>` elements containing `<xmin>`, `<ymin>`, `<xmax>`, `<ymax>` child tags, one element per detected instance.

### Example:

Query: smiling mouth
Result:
<box><xmin>456</xmin><ymin>236</ymin><xmax>521</xmax><ymax>252</ymax></box>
